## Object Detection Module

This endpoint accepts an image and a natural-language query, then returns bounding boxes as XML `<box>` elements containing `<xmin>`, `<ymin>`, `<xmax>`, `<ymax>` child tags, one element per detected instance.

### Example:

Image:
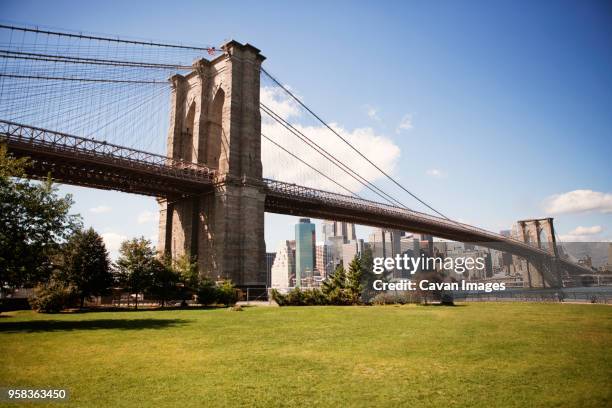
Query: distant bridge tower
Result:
<box><xmin>158</xmin><ymin>41</ymin><xmax>266</xmax><ymax>287</ymax></box>
<box><xmin>514</xmin><ymin>217</ymin><xmax>560</xmax><ymax>287</ymax></box>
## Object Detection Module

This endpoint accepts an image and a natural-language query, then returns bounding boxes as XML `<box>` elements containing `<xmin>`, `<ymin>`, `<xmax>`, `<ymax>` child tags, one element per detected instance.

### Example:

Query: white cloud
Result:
<box><xmin>426</xmin><ymin>169</ymin><xmax>446</xmax><ymax>178</ymax></box>
<box><xmin>101</xmin><ymin>232</ymin><xmax>127</xmax><ymax>253</ymax></box>
<box><xmin>558</xmin><ymin>225</ymin><xmax>604</xmax><ymax>242</ymax></box>
<box><xmin>89</xmin><ymin>205</ymin><xmax>111</xmax><ymax>214</ymax></box>
<box><xmin>559</xmin><ymin>234</ymin><xmax>596</xmax><ymax>242</ymax></box>
<box><xmin>261</xmin><ymin>87</ymin><xmax>400</xmax><ymax>194</ymax></box>
<box><xmin>137</xmin><ymin>210</ymin><xmax>157</xmax><ymax>224</ymax></box>
<box><xmin>568</xmin><ymin>225</ymin><xmax>603</xmax><ymax>236</ymax></box>
<box><xmin>544</xmin><ymin>189</ymin><xmax>612</xmax><ymax>215</ymax></box>
<box><xmin>396</xmin><ymin>114</ymin><xmax>413</xmax><ymax>133</ymax></box>
<box><xmin>260</xmin><ymin>86</ymin><xmax>300</xmax><ymax>121</ymax></box>
<box><xmin>366</xmin><ymin>106</ymin><xmax>380</xmax><ymax>121</ymax></box>
<box><xmin>262</xmin><ymin>122</ymin><xmax>400</xmax><ymax>194</ymax></box>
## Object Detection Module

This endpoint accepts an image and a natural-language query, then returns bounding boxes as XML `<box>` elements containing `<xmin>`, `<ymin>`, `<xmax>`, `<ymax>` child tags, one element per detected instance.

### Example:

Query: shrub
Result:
<box><xmin>216</xmin><ymin>280</ymin><xmax>238</xmax><ymax>306</ymax></box>
<box><xmin>271</xmin><ymin>289</ymin><xmax>287</xmax><ymax>306</ymax></box>
<box><xmin>29</xmin><ymin>281</ymin><xmax>77</xmax><ymax>313</ymax></box>
<box><xmin>370</xmin><ymin>291</ymin><xmax>419</xmax><ymax>305</ymax></box>
<box><xmin>272</xmin><ymin>287</ymin><xmax>329</xmax><ymax>306</ymax></box>
<box><xmin>302</xmin><ymin>288</ymin><xmax>327</xmax><ymax>305</ymax></box>
<box><xmin>440</xmin><ymin>292</ymin><xmax>455</xmax><ymax>306</ymax></box>
<box><xmin>196</xmin><ymin>278</ymin><xmax>218</xmax><ymax>305</ymax></box>
<box><xmin>285</xmin><ymin>287</ymin><xmax>306</xmax><ymax>305</ymax></box>
<box><xmin>195</xmin><ymin>279</ymin><xmax>238</xmax><ymax>306</ymax></box>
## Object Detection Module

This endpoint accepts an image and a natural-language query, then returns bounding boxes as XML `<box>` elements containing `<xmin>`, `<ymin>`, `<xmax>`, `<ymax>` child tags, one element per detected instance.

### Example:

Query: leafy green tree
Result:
<box><xmin>61</xmin><ymin>228</ymin><xmax>113</xmax><ymax>308</ymax></box>
<box><xmin>115</xmin><ymin>237</ymin><xmax>156</xmax><ymax>309</ymax></box>
<box><xmin>28</xmin><ymin>278</ymin><xmax>78</xmax><ymax>313</ymax></box>
<box><xmin>172</xmin><ymin>252</ymin><xmax>199</xmax><ymax>302</ymax></box>
<box><xmin>149</xmin><ymin>260</ymin><xmax>179</xmax><ymax>307</ymax></box>
<box><xmin>0</xmin><ymin>145</ymin><xmax>81</xmax><ymax>292</ymax></box>
<box><xmin>346</xmin><ymin>255</ymin><xmax>364</xmax><ymax>304</ymax></box>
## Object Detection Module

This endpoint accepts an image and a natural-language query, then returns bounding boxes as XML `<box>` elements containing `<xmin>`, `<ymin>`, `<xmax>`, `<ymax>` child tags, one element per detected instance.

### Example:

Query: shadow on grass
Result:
<box><xmin>0</xmin><ymin>318</ymin><xmax>190</xmax><ymax>333</ymax></box>
<box><xmin>429</xmin><ymin>303</ymin><xmax>468</xmax><ymax>307</ymax></box>
<box><xmin>72</xmin><ymin>306</ymin><xmax>221</xmax><ymax>313</ymax></box>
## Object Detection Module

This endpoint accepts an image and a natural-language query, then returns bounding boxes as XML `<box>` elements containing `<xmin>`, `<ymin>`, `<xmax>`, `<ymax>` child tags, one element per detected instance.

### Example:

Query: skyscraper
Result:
<box><xmin>369</xmin><ymin>228</ymin><xmax>401</xmax><ymax>259</ymax></box>
<box><xmin>321</xmin><ymin>220</ymin><xmax>357</xmax><ymax>270</ymax></box>
<box><xmin>315</xmin><ymin>243</ymin><xmax>333</xmax><ymax>279</ymax></box>
<box><xmin>265</xmin><ymin>252</ymin><xmax>276</xmax><ymax>288</ymax></box>
<box><xmin>322</xmin><ymin>221</ymin><xmax>335</xmax><ymax>242</ymax></box>
<box><xmin>418</xmin><ymin>234</ymin><xmax>434</xmax><ymax>256</ymax></box>
<box><xmin>342</xmin><ymin>239</ymin><xmax>364</xmax><ymax>267</ymax></box>
<box><xmin>271</xmin><ymin>240</ymin><xmax>295</xmax><ymax>289</ymax></box>
<box><xmin>369</xmin><ymin>229</ymin><xmax>403</xmax><ymax>278</ymax></box>
<box><xmin>295</xmin><ymin>218</ymin><xmax>316</xmax><ymax>287</ymax></box>
<box><xmin>322</xmin><ymin>220</ymin><xmax>356</xmax><ymax>242</ymax></box>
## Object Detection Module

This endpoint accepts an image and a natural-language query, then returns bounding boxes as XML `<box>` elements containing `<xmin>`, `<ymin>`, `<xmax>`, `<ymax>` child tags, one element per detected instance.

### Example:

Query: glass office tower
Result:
<box><xmin>295</xmin><ymin>218</ymin><xmax>316</xmax><ymax>287</ymax></box>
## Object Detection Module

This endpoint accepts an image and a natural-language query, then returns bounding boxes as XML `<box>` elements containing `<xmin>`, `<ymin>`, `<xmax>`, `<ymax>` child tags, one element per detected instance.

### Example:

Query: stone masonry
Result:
<box><xmin>514</xmin><ymin>217</ymin><xmax>558</xmax><ymax>287</ymax></box>
<box><xmin>158</xmin><ymin>41</ymin><xmax>266</xmax><ymax>287</ymax></box>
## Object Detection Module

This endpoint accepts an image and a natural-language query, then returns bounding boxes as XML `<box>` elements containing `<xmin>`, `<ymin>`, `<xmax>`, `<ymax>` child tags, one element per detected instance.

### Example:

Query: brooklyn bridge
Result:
<box><xmin>0</xmin><ymin>24</ymin><xmax>590</xmax><ymax>288</ymax></box>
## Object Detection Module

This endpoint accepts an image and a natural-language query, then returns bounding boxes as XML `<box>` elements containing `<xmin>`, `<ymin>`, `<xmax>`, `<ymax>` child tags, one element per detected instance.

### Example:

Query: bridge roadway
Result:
<box><xmin>0</xmin><ymin>120</ymin><xmax>589</xmax><ymax>276</ymax></box>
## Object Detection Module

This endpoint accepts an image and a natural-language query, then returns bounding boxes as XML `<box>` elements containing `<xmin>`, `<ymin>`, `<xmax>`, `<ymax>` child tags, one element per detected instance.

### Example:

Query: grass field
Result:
<box><xmin>0</xmin><ymin>303</ymin><xmax>611</xmax><ymax>407</ymax></box>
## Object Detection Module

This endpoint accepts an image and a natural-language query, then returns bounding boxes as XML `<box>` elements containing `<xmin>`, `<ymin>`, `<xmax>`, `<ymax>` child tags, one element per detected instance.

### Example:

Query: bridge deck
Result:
<box><xmin>1</xmin><ymin>120</ymin><xmax>215</xmax><ymax>196</ymax></box>
<box><xmin>1</xmin><ymin>120</ymin><xmax>592</xmax><ymax>281</ymax></box>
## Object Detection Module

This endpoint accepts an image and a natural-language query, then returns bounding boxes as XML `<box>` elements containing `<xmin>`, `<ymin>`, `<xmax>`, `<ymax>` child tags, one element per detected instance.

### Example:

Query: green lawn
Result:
<box><xmin>0</xmin><ymin>303</ymin><xmax>611</xmax><ymax>407</ymax></box>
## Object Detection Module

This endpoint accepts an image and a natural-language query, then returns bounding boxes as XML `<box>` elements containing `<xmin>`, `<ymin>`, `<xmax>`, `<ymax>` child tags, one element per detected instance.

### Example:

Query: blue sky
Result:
<box><xmin>2</xmin><ymin>0</ymin><xmax>611</xmax><ymax>257</ymax></box>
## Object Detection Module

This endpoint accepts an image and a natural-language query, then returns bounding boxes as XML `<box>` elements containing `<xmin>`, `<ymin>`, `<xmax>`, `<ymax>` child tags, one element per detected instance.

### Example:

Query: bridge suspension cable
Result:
<box><xmin>0</xmin><ymin>24</ymin><xmax>221</xmax><ymax>53</ymax></box>
<box><xmin>260</xmin><ymin>67</ymin><xmax>451</xmax><ymax>220</ymax></box>
<box><xmin>0</xmin><ymin>23</ymin><xmax>217</xmax><ymax>154</ymax></box>
<box><xmin>0</xmin><ymin>73</ymin><xmax>168</xmax><ymax>84</ymax></box>
<box><xmin>261</xmin><ymin>103</ymin><xmax>408</xmax><ymax>209</ymax></box>
<box><xmin>0</xmin><ymin>50</ymin><xmax>193</xmax><ymax>69</ymax></box>
<box><xmin>262</xmin><ymin>132</ymin><xmax>362</xmax><ymax>198</ymax></box>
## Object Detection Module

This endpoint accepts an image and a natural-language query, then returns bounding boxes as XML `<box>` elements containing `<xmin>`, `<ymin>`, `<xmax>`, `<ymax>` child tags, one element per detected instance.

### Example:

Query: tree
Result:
<box><xmin>346</xmin><ymin>255</ymin><xmax>364</xmax><ymax>304</ymax></box>
<box><xmin>61</xmin><ymin>228</ymin><xmax>113</xmax><ymax>308</ymax></box>
<box><xmin>0</xmin><ymin>145</ymin><xmax>81</xmax><ymax>292</ymax></box>
<box><xmin>359</xmin><ymin>247</ymin><xmax>378</xmax><ymax>302</ymax></box>
<box><xmin>115</xmin><ymin>237</ymin><xmax>156</xmax><ymax>309</ymax></box>
<box><xmin>322</xmin><ymin>264</ymin><xmax>350</xmax><ymax>305</ymax></box>
<box><xmin>29</xmin><ymin>278</ymin><xmax>78</xmax><ymax>313</ymax></box>
<box><xmin>172</xmin><ymin>253</ymin><xmax>198</xmax><ymax>288</ymax></box>
<box><xmin>149</xmin><ymin>260</ymin><xmax>179</xmax><ymax>307</ymax></box>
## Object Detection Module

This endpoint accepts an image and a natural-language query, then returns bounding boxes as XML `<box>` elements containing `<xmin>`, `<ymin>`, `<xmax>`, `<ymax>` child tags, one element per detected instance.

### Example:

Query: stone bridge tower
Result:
<box><xmin>158</xmin><ymin>40</ymin><xmax>266</xmax><ymax>288</ymax></box>
<box><xmin>514</xmin><ymin>217</ymin><xmax>560</xmax><ymax>287</ymax></box>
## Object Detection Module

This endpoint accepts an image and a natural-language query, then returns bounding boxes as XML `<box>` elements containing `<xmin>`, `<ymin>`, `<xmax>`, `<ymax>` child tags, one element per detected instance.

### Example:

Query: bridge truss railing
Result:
<box><xmin>0</xmin><ymin>120</ymin><xmax>217</xmax><ymax>183</ymax></box>
<box><xmin>263</xmin><ymin>178</ymin><xmax>552</xmax><ymax>257</ymax></box>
